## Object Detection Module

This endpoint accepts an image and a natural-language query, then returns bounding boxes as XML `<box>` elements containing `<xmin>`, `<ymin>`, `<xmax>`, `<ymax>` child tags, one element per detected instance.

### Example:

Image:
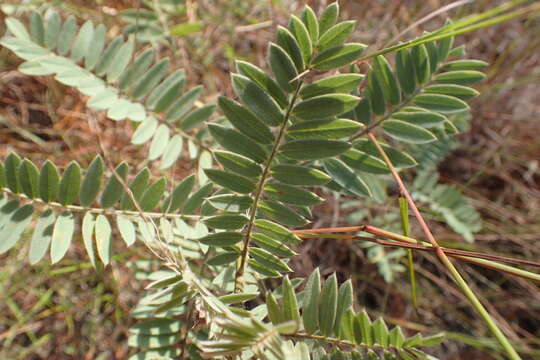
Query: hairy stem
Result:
<box><xmin>234</xmin><ymin>81</ymin><xmax>304</xmax><ymax>292</ymax></box>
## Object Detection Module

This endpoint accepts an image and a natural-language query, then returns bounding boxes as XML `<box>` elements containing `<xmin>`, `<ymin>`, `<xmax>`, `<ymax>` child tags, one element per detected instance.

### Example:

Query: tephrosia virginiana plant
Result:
<box><xmin>1</xmin><ymin>2</ymin><xmax>539</xmax><ymax>359</ymax></box>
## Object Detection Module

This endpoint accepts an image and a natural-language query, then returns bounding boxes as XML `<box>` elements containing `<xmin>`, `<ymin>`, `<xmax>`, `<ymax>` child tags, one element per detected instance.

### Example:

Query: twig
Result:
<box><xmin>366</xmin><ymin>131</ymin><xmax>521</xmax><ymax>360</ymax></box>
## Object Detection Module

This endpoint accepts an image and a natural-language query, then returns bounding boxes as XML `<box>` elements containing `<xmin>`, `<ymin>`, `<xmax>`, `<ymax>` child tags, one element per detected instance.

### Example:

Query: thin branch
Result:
<box><xmin>367</xmin><ymin>131</ymin><xmax>521</xmax><ymax>360</ymax></box>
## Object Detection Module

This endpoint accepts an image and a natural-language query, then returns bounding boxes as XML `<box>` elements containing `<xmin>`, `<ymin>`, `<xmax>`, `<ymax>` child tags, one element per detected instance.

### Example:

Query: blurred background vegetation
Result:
<box><xmin>0</xmin><ymin>0</ymin><xmax>538</xmax><ymax>359</ymax></box>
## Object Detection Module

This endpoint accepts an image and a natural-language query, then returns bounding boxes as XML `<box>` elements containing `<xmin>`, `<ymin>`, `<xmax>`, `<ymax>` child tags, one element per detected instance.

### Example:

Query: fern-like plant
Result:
<box><xmin>1</xmin><ymin>2</ymin><xmax>538</xmax><ymax>360</ymax></box>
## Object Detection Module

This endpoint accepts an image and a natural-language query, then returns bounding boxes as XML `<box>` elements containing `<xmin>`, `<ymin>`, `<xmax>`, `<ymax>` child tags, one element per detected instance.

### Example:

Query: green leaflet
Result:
<box><xmin>323</xmin><ymin>158</ymin><xmax>371</xmax><ymax>197</ymax></box>
<box><xmin>50</xmin><ymin>211</ymin><xmax>75</xmax><ymax>264</ymax></box>
<box><xmin>318</xmin><ymin>21</ymin><xmax>355</xmax><ymax>51</ymax></box>
<box><xmin>396</xmin><ymin>48</ymin><xmax>416</xmax><ymax>95</ymax></box>
<box><xmin>433</xmin><ymin>70</ymin><xmax>486</xmax><ymax>85</ymax></box>
<box><xmin>268</xmin><ymin>42</ymin><xmax>299</xmax><ymax>92</ymax></box>
<box><xmin>182</xmin><ymin>182</ymin><xmax>213</xmax><ymax>214</ymax></box>
<box><xmin>288</xmin><ymin>15</ymin><xmax>312</xmax><ymax>64</ymax></box>
<box><xmin>258</xmin><ymin>200</ymin><xmax>308</xmax><ymax>228</ymax></box>
<box><xmin>100</xmin><ymin>162</ymin><xmax>129</xmax><ymax>208</ymax></box>
<box><xmin>69</xmin><ymin>20</ymin><xmax>93</xmax><ymax>62</ymax></box>
<box><xmin>181</xmin><ymin>104</ymin><xmax>216</xmax><ymax>131</ymax></box>
<box><xmin>159</xmin><ymin>135</ymin><xmax>184</xmax><ymax>170</ymax></box>
<box><xmin>335</xmin><ymin>280</ymin><xmax>353</xmax><ymax>334</ymax></box>
<box><xmin>231</xmin><ymin>73</ymin><xmax>283</xmax><ymax>126</ymax></box>
<box><xmin>443</xmin><ymin>59</ymin><xmax>489</xmax><ymax>71</ymax></box>
<box><xmin>94</xmin><ymin>35</ymin><xmax>124</xmax><ymax>76</ymax></box>
<box><xmin>300</xmin><ymin>5</ymin><xmax>318</xmax><ymax>43</ymax></box>
<box><xmin>413</xmin><ymin>93</ymin><xmax>469</xmax><ymax>113</ymax></box>
<box><xmin>19</xmin><ymin>159</ymin><xmax>39</xmax><ymax>199</ymax></box>
<box><xmin>58</xmin><ymin>161</ymin><xmax>81</xmax><ymax>206</ymax></box>
<box><xmin>426</xmin><ymin>41</ymin><xmax>439</xmax><ymax>77</ymax></box>
<box><xmin>219</xmin><ymin>293</ymin><xmax>258</xmax><ymax>305</ymax></box>
<box><xmin>264</xmin><ymin>183</ymin><xmax>323</xmax><ymax>206</ymax></box>
<box><xmin>373</xmin><ymin>55</ymin><xmax>401</xmax><ymax>106</ymax></box>
<box><xmin>382</xmin><ymin>119</ymin><xmax>437</xmax><ymax>144</ymax></box>
<box><xmin>204</xmin><ymin>169</ymin><xmax>256</xmax><ymax>194</ymax></box>
<box><xmin>281</xmin><ymin>139</ymin><xmax>351</xmax><ymax>160</ymax></box>
<box><xmin>165</xmin><ymin>85</ymin><xmax>203</xmax><ymax>122</ymax></box>
<box><xmin>208</xmin><ymin>194</ymin><xmax>252</xmax><ymax>212</ymax></box>
<box><xmin>252</xmin><ymin>233</ymin><xmax>295</xmax><ymax>257</ymax></box>
<box><xmin>107</xmin><ymin>38</ymin><xmax>135</xmax><ymax>82</ymax></box>
<box><xmin>95</xmin><ymin>214</ymin><xmax>112</xmax><ymax>265</ymax></box>
<box><xmin>162</xmin><ymin>174</ymin><xmax>196</xmax><ymax>213</ymax></box>
<box><xmin>354</xmin><ymin>140</ymin><xmax>417</xmax><ymax>168</ymax></box>
<box><xmin>121</xmin><ymin>168</ymin><xmax>150</xmax><ymax>210</ymax></box>
<box><xmin>207</xmin><ymin>252</ymin><xmax>239</xmax><ymax>266</ymax></box>
<box><xmin>29</xmin><ymin>209</ymin><xmax>55</xmax><ymax>265</ymax></box>
<box><xmin>131</xmin><ymin>117</ymin><xmax>158</xmax><ymax>145</ymax></box>
<box><xmin>119</xmin><ymin>49</ymin><xmax>155</xmax><ymax>90</ymax></box>
<box><xmin>282</xmin><ymin>276</ymin><xmax>300</xmax><ymax>321</ymax></box>
<box><xmin>367</xmin><ymin>70</ymin><xmax>386</xmax><ymax>116</ymax></box>
<box><xmin>139</xmin><ymin>178</ymin><xmax>166</xmax><ymax>211</ymax></box>
<box><xmin>82</xmin><ymin>211</ymin><xmax>96</xmax><ymax>267</ymax></box>
<box><xmin>287</xmin><ymin>118</ymin><xmax>361</xmax><ymax>139</ymax></box>
<box><xmin>132</xmin><ymin>58</ymin><xmax>169</xmax><ymax>100</ymax></box>
<box><xmin>5</xmin><ymin>153</ymin><xmax>21</xmax><ymax>193</ymax></box>
<box><xmin>271</xmin><ymin>164</ymin><xmax>331</xmax><ymax>186</ymax></box>
<box><xmin>302</xmin><ymin>268</ymin><xmax>321</xmax><ymax>334</ymax></box>
<box><xmin>146</xmin><ymin>69</ymin><xmax>185</xmax><ymax>112</ymax></box>
<box><xmin>250</xmin><ymin>258</ymin><xmax>280</xmax><ymax>277</ymax></box>
<box><xmin>423</xmin><ymin>84</ymin><xmax>479</xmax><ymax>100</ymax></box>
<box><xmin>57</xmin><ymin>15</ymin><xmax>77</xmax><ymax>56</ymax></box>
<box><xmin>0</xmin><ymin>201</ymin><xmax>20</xmax><ymax>230</ymax></box>
<box><xmin>266</xmin><ymin>292</ymin><xmax>284</xmax><ymax>324</ymax></box>
<box><xmin>253</xmin><ymin>219</ymin><xmax>300</xmax><ymax>244</ymax></box>
<box><xmin>355</xmin><ymin>310</ymin><xmax>373</xmax><ymax>345</ymax></box>
<box><xmin>312</xmin><ymin>43</ymin><xmax>366</xmax><ymax>70</ymax></box>
<box><xmin>393</xmin><ymin>109</ymin><xmax>447</xmax><ymax>128</ymax></box>
<box><xmin>79</xmin><ymin>155</ymin><xmax>104</xmax><ymax>207</ymax></box>
<box><xmin>293</xmin><ymin>94</ymin><xmax>360</xmax><ymax>120</ymax></box>
<box><xmin>218</xmin><ymin>97</ymin><xmax>274</xmax><ymax>144</ymax></box>
<box><xmin>214</xmin><ymin>151</ymin><xmax>263</xmax><ymax>178</ymax></box>
<box><xmin>44</xmin><ymin>11</ymin><xmax>62</xmax><ymax>50</ymax></box>
<box><xmin>116</xmin><ymin>215</ymin><xmax>136</xmax><ymax>247</ymax></box>
<box><xmin>199</xmin><ymin>231</ymin><xmax>243</xmax><ymax>247</ymax></box>
<box><xmin>300</xmin><ymin>74</ymin><xmax>364</xmax><ymax>99</ymax></box>
<box><xmin>276</xmin><ymin>26</ymin><xmax>304</xmax><ymax>72</ymax></box>
<box><xmin>372</xmin><ymin>318</ymin><xmax>389</xmax><ymax>346</ymax></box>
<box><xmin>0</xmin><ymin>204</ymin><xmax>34</xmax><ymax>254</ymax></box>
<box><xmin>29</xmin><ymin>12</ymin><xmax>45</xmax><ymax>46</ymax></box>
<box><xmin>203</xmin><ymin>214</ymin><xmax>249</xmax><ymax>230</ymax></box>
<box><xmin>84</xmin><ymin>24</ymin><xmax>105</xmax><ymax>70</ymax></box>
<box><xmin>341</xmin><ymin>149</ymin><xmax>389</xmax><ymax>174</ymax></box>
<box><xmin>236</xmin><ymin>60</ymin><xmax>288</xmax><ymax>108</ymax></box>
<box><xmin>250</xmin><ymin>247</ymin><xmax>292</xmax><ymax>273</ymax></box>
<box><xmin>411</xmin><ymin>44</ymin><xmax>430</xmax><ymax>84</ymax></box>
<box><xmin>148</xmin><ymin>124</ymin><xmax>170</xmax><ymax>161</ymax></box>
<box><xmin>208</xmin><ymin>124</ymin><xmax>268</xmax><ymax>163</ymax></box>
<box><xmin>319</xmin><ymin>273</ymin><xmax>338</xmax><ymax>336</ymax></box>
<box><xmin>438</xmin><ymin>30</ymin><xmax>454</xmax><ymax>62</ymax></box>
<box><xmin>319</xmin><ymin>2</ymin><xmax>339</xmax><ymax>35</ymax></box>
<box><xmin>39</xmin><ymin>160</ymin><xmax>60</xmax><ymax>203</ymax></box>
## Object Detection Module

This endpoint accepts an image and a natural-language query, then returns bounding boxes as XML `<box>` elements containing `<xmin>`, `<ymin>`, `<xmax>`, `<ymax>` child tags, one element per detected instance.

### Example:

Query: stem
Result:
<box><xmin>234</xmin><ymin>81</ymin><xmax>305</xmax><ymax>292</ymax></box>
<box><xmin>367</xmin><ymin>132</ymin><xmax>521</xmax><ymax>360</ymax></box>
<box><xmin>1</xmin><ymin>188</ymin><xmax>202</xmax><ymax>220</ymax></box>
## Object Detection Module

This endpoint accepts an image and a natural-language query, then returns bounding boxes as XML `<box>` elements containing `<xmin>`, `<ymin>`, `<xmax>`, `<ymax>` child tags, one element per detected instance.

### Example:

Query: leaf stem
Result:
<box><xmin>234</xmin><ymin>81</ymin><xmax>305</xmax><ymax>292</ymax></box>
